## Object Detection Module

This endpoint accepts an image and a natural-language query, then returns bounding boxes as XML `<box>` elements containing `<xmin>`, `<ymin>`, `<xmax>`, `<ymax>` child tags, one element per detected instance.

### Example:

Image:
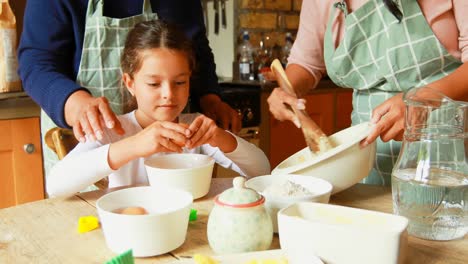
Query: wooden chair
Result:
<box><xmin>44</xmin><ymin>128</ymin><xmax>78</xmax><ymax>160</ymax></box>
<box><xmin>44</xmin><ymin>128</ymin><xmax>108</xmax><ymax>189</ymax></box>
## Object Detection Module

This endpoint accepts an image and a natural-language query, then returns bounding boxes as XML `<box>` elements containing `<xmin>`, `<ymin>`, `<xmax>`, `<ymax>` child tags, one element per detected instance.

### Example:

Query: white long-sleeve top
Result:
<box><xmin>47</xmin><ymin>111</ymin><xmax>271</xmax><ymax>198</ymax></box>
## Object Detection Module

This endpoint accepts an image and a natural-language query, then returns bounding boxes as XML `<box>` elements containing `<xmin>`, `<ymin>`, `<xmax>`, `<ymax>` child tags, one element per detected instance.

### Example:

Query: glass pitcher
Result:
<box><xmin>392</xmin><ymin>86</ymin><xmax>467</xmax><ymax>241</ymax></box>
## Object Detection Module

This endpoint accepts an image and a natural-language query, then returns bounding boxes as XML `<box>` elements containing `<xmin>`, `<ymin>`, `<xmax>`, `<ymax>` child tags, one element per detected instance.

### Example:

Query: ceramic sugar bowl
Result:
<box><xmin>207</xmin><ymin>176</ymin><xmax>273</xmax><ymax>254</ymax></box>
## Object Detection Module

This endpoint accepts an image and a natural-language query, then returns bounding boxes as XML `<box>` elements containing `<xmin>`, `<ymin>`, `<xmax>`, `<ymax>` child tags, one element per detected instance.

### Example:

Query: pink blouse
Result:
<box><xmin>289</xmin><ymin>0</ymin><xmax>468</xmax><ymax>85</ymax></box>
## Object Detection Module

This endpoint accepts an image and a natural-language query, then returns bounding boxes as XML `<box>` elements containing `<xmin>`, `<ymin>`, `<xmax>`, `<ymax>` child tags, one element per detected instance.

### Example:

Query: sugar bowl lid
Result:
<box><xmin>215</xmin><ymin>176</ymin><xmax>264</xmax><ymax>208</ymax></box>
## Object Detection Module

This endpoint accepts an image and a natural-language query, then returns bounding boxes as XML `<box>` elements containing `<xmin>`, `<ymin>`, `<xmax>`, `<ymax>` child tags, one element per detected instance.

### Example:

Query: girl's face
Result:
<box><xmin>124</xmin><ymin>48</ymin><xmax>191</xmax><ymax>127</ymax></box>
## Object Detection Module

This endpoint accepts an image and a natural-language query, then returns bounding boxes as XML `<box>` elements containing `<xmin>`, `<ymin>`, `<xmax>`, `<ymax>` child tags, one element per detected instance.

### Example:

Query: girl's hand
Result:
<box><xmin>361</xmin><ymin>93</ymin><xmax>405</xmax><ymax>147</ymax></box>
<box><xmin>131</xmin><ymin>121</ymin><xmax>190</xmax><ymax>157</ymax></box>
<box><xmin>267</xmin><ymin>88</ymin><xmax>306</xmax><ymax>128</ymax></box>
<box><xmin>186</xmin><ymin>115</ymin><xmax>236</xmax><ymax>152</ymax></box>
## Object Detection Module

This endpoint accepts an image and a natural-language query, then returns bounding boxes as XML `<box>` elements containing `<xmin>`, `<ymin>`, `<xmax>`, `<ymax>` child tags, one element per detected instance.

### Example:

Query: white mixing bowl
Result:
<box><xmin>278</xmin><ymin>202</ymin><xmax>408</xmax><ymax>264</ymax></box>
<box><xmin>96</xmin><ymin>186</ymin><xmax>193</xmax><ymax>257</ymax></box>
<box><xmin>245</xmin><ymin>174</ymin><xmax>332</xmax><ymax>233</ymax></box>
<box><xmin>271</xmin><ymin>122</ymin><xmax>376</xmax><ymax>194</ymax></box>
<box><xmin>145</xmin><ymin>153</ymin><xmax>215</xmax><ymax>199</ymax></box>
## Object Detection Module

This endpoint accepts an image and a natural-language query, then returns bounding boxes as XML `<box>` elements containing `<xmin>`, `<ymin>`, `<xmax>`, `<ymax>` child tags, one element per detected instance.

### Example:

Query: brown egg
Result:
<box><xmin>114</xmin><ymin>206</ymin><xmax>148</xmax><ymax>215</ymax></box>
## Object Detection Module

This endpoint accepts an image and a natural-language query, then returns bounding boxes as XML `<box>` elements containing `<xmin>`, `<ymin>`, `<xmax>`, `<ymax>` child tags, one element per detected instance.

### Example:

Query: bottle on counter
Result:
<box><xmin>238</xmin><ymin>31</ymin><xmax>255</xmax><ymax>81</ymax></box>
<box><xmin>281</xmin><ymin>32</ymin><xmax>294</xmax><ymax>67</ymax></box>
<box><xmin>256</xmin><ymin>34</ymin><xmax>272</xmax><ymax>82</ymax></box>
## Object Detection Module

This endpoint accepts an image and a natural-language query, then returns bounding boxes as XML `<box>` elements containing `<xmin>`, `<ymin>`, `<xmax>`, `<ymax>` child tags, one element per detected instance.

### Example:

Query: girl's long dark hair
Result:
<box><xmin>383</xmin><ymin>0</ymin><xmax>403</xmax><ymax>22</ymax></box>
<box><xmin>121</xmin><ymin>20</ymin><xmax>195</xmax><ymax>78</ymax></box>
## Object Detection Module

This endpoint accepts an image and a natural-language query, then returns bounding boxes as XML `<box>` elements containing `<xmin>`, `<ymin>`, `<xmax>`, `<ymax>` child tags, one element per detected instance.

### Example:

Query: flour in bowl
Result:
<box><xmin>263</xmin><ymin>180</ymin><xmax>313</xmax><ymax>197</ymax></box>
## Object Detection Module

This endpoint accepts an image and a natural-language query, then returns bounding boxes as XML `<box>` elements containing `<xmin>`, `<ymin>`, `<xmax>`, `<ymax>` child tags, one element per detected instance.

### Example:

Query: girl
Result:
<box><xmin>46</xmin><ymin>20</ymin><xmax>270</xmax><ymax>198</ymax></box>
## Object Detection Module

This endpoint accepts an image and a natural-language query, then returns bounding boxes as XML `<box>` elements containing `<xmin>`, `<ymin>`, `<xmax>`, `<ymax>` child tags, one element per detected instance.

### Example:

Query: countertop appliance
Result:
<box><xmin>219</xmin><ymin>82</ymin><xmax>261</xmax><ymax>129</ymax></box>
<box><xmin>216</xmin><ymin>81</ymin><xmax>262</xmax><ymax>177</ymax></box>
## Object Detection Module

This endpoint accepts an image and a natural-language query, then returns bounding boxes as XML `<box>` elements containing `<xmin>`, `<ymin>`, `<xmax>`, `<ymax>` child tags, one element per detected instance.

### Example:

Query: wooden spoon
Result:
<box><xmin>270</xmin><ymin>59</ymin><xmax>333</xmax><ymax>153</ymax></box>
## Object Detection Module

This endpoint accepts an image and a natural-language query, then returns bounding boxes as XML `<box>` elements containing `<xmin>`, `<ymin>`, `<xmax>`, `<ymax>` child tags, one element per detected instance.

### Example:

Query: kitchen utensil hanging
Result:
<box><xmin>270</xmin><ymin>59</ymin><xmax>334</xmax><ymax>153</ymax></box>
<box><xmin>221</xmin><ymin>0</ymin><xmax>227</xmax><ymax>28</ymax></box>
<box><xmin>214</xmin><ymin>0</ymin><xmax>220</xmax><ymax>34</ymax></box>
<box><xmin>202</xmin><ymin>0</ymin><xmax>209</xmax><ymax>33</ymax></box>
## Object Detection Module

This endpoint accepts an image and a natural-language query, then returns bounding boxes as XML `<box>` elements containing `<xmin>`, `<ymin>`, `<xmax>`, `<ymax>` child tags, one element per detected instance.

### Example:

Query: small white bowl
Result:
<box><xmin>278</xmin><ymin>202</ymin><xmax>409</xmax><ymax>264</ymax></box>
<box><xmin>271</xmin><ymin>122</ymin><xmax>376</xmax><ymax>194</ymax></box>
<box><xmin>96</xmin><ymin>186</ymin><xmax>193</xmax><ymax>257</ymax></box>
<box><xmin>245</xmin><ymin>174</ymin><xmax>332</xmax><ymax>233</ymax></box>
<box><xmin>145</xmin><ymin>153</ymin><xmax>215</xmax><ymax>199</ymax></box>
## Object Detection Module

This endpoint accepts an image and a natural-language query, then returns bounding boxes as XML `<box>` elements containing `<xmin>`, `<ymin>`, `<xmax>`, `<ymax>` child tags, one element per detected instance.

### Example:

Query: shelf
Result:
<box><xmin>0</xmin><ymin>91</ymin><xmax>28</xmax><ymax>100</ymax></box>
<box><xmin>0</xmin><ymin>93</ymin><xmax>40</xmax><ymax>120</ymax></box>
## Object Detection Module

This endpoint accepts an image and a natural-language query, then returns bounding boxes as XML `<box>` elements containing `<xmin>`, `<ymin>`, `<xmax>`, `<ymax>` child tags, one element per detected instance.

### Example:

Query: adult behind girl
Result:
<box><xmin>46</xmin><ymin>20</ymin><xmax>270</xmax><ymax>198</ymax></box>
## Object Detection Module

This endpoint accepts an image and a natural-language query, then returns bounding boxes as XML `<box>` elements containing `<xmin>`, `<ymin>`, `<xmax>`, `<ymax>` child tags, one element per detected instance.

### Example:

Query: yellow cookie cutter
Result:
<box><xmin>77</xmin><ymin>215</ymin><xmax>100</xmax><ymax>233</ymax></box>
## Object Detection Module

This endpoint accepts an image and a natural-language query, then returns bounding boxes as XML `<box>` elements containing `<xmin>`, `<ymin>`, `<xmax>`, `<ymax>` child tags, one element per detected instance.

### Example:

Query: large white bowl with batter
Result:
<box><xmin>271</xmin><ymin>122</ymin><xmax>376</xmax><ymax>194</ymax></box>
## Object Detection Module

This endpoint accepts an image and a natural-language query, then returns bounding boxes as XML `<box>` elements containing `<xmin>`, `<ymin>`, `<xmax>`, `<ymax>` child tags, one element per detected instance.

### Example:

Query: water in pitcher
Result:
<box><xmin>392</xmin><ymin>86</ymin><xmax>468</xmax><ymax>241</ymax></box>
<box><xmin>392</xmin><ymin>168</ymin><xmax>468</xmax><ymax>241</ymax></box>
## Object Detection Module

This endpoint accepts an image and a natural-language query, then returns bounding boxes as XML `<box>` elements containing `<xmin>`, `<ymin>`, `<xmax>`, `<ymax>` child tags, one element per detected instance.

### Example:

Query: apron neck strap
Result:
<box><xmin>86</xmin><ymin>0</ymin><xmax>103</xmax><ymax>18</ymax></box>
<box><xmin>334</xmin><ymin>0</ymin><xmax>349</xmax><ymax>17</ymax></box>
<box><xmin>142</xmin><ymin>0</ymin><xmax>153</xmax><ymax>14</ymax></box>
<box><xmin>86</xmin><ymin>0</ymin><xmax>153</xmax><ymax>17</ymax></box>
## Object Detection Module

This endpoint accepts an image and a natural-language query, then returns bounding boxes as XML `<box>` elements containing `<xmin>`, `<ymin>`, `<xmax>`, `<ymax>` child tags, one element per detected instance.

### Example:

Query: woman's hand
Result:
<box><xmin>65</xmin><ymin>91</ymin><xmax>125</xmax><ymax>142</ymax></box>
<box><xmin>186</xmin><ymin>115</ymin><xmax>236</xmax><ymax>153</ymax></box>
<box><xmin>362</xmin><ymin>93</ymin><xmax>405</xmax><ymax>147</ymax></box>
<box><xmin>200</xmin><ymin>94</ymin><xmax>241</xmax><ymax>133</ymax></box>
<box><xmin>267</xmin><ymin>88</ymin><xmax>305</xmax><ymax>128</ymax></box>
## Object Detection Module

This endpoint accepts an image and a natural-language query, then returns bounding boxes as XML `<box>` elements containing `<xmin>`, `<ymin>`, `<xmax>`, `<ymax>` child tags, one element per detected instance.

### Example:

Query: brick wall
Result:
<box><xmin>235</xmin><ymin>0</ymin><xmax>302</xmax><ymax>53</ymax></box>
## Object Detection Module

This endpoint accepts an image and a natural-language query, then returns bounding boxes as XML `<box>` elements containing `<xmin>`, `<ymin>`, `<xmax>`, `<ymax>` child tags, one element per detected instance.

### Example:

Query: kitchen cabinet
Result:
<box><xmin>0</xmin><ymin>0</ymin><xmax>44</xmax><ymax>208</ymax></box>
<box><xmin>0</xmin><ymin>117</ymin><xmax>44</xmax><ymax>209</ymax></box>
<box><xmin>335</xmin><ymin>90</ymin><xmax>353</xmax><ymax>131</ymax></box>
<box><xmin>262</xmin><ymin>88</ymin><xmax>353</xmax><ymax>168</ymax></box>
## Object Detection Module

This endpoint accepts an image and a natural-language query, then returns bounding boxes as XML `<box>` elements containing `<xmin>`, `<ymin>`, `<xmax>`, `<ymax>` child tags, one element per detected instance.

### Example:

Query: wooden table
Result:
<box><xmin>0</xmin><ymin>178</ymin><xmax>466</xmax><ymax>263</ymax></box>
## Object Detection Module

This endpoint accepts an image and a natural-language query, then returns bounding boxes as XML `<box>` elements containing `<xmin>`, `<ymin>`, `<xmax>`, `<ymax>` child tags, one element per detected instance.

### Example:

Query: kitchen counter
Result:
<box><xmin>0</xmin><ymin>79</ymin><xmax>345</xmax><ymax>121</ymax></box>
<box><xmin>0</xmin><ymin>92</ymin><xmax>40</xmax><ymax>120</ymax></box>
<box><xmin>219</xmin><ymin>77</ymin><xmax>350</xmax><ymax>94</ymax></box>
<box><xmin>0</xmin><ymin>178</ymin><xmax>466</xmax><ymax>263</ymax></box>
<box><xmin>260</xmin><ymin>78</ymin><xmax>349</xmax><ymax>94</ymax></box>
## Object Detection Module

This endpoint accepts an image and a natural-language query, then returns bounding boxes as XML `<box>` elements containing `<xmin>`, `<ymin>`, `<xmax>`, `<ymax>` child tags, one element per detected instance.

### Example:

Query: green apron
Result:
<box><xmin>323</xmin><ymin>0</ymin><xmax>462</xmax><ymax>185</ymax></box>
<box><xmin>41</xmin><ymin>0</ymin><xmax>158</xmax><ymax>181</ymax></box>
